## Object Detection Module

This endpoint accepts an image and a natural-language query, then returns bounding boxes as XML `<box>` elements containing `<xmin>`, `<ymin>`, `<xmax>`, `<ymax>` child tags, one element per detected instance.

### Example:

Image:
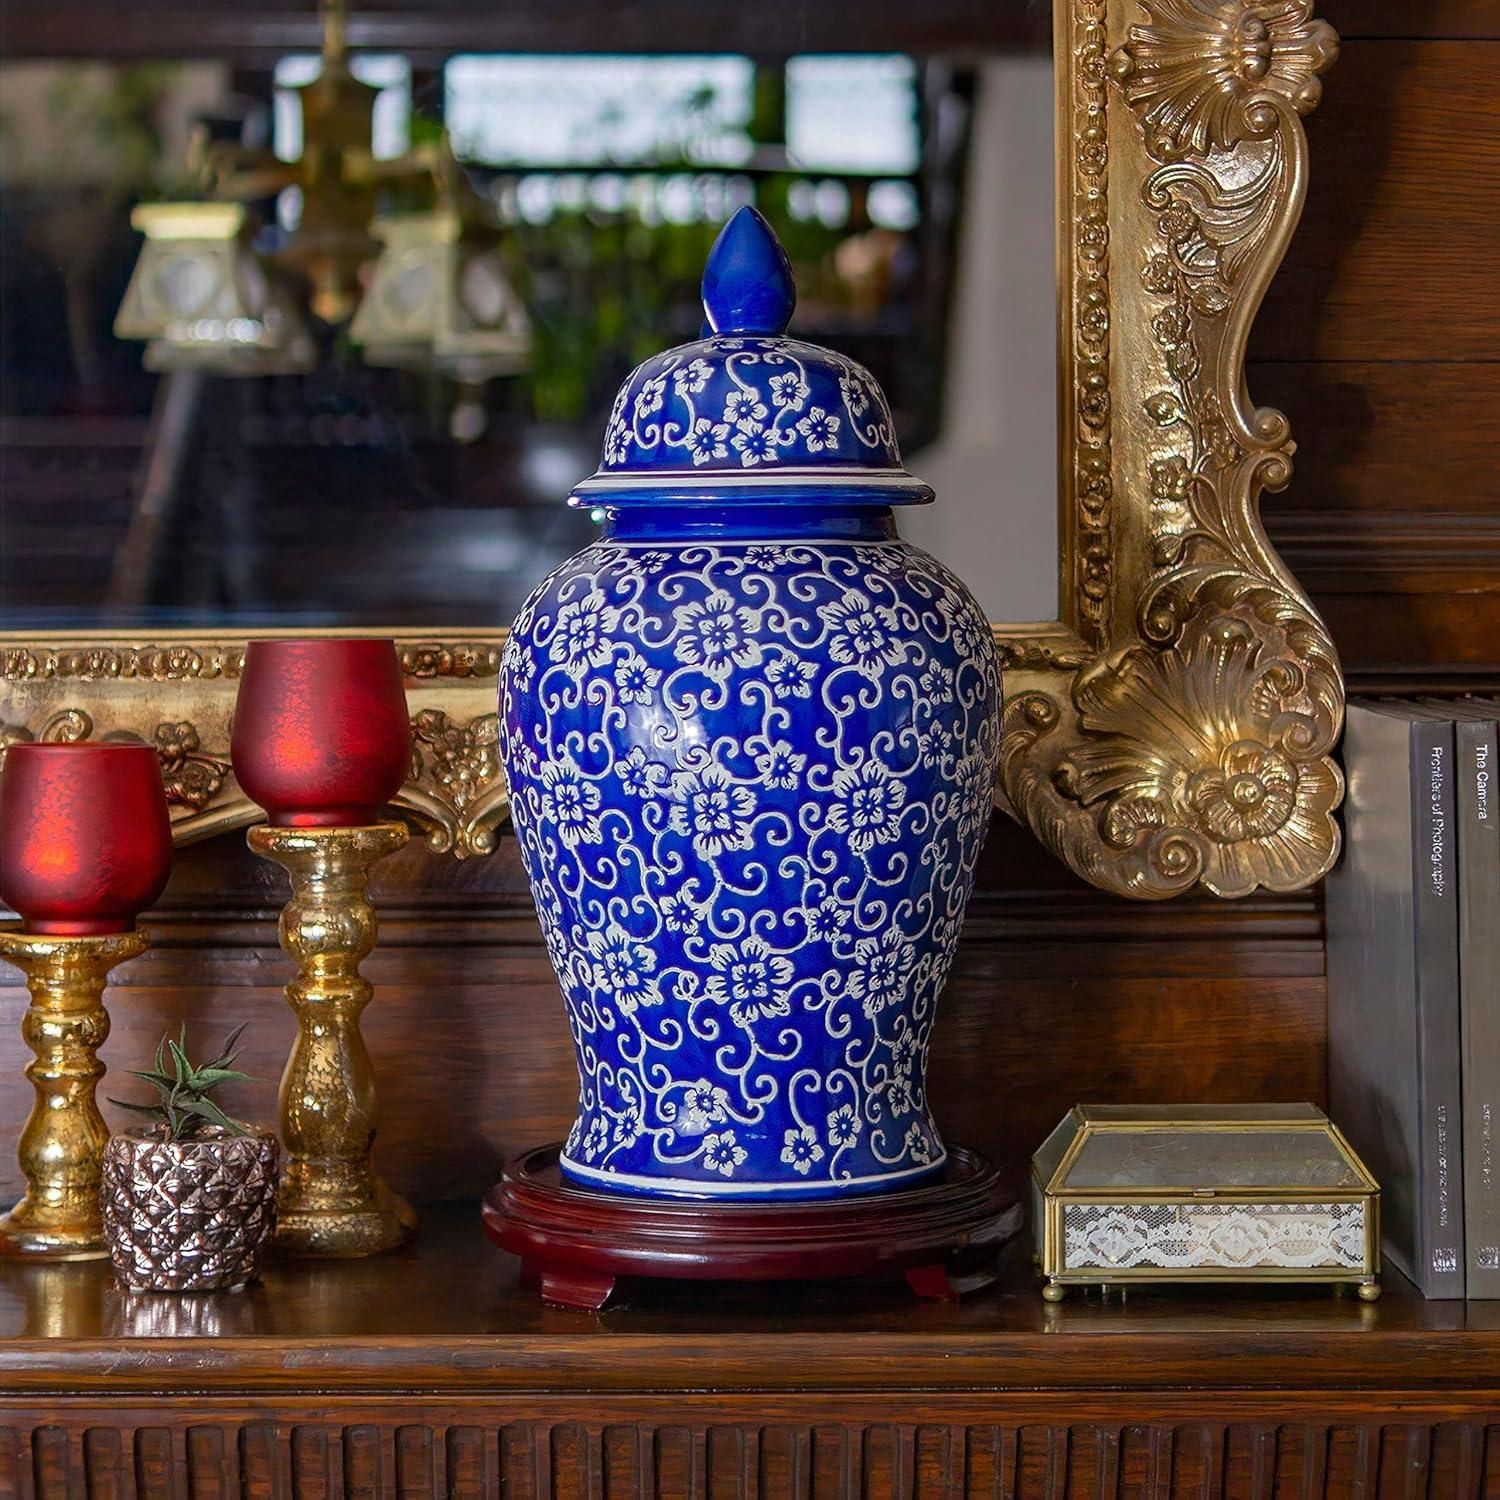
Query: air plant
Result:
<box><xmin>110</xmin><ymin>1025</ymin><xmax>255</xmax><ymax>1141</ymax></box>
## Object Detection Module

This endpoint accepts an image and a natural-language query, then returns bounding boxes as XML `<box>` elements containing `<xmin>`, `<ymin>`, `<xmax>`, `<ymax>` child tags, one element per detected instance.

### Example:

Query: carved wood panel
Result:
<box><xmin>3</xmin><ymin>1414</ymin><xmax>1495</xmax><ymax>1499</ymax></box>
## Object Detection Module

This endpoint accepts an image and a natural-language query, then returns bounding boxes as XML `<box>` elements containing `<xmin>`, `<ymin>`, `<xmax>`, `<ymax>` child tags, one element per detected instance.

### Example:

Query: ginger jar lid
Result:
<box><xmin>570</xmin><ymin>206</ymin><xmax>933</xmax><ymax>510</ymax></box>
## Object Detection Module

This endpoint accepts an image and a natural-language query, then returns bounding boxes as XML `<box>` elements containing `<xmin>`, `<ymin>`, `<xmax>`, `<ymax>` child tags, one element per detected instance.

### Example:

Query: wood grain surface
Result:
<box><xmin>3</xmin><ymin>1211</ymin><xmax>1498</xmax><ymax>1493</ymax></box>
<box><xmin>1318</xmin><ymin>1</ymin><xmax>1500</xmax><ymax>40</ymax></box>
<box><xmin>0</xmin><ymin>0</ymin><xmax>1050</xmax><ymax>62</ymax></box>
<box><xmin>2</xmin><ymin>1206</ymin><xmax>1497</xmax><ymax>1392</ymax></box>
<box><xmin>1248</xmin><ymin>31</ymin><xmax>1500</xmax><ymax>692</ymax></box>
<box><xmin>1253</xmin><ymin>43</ymin><xmax>1500</xmax><ymax>365</ymax></box>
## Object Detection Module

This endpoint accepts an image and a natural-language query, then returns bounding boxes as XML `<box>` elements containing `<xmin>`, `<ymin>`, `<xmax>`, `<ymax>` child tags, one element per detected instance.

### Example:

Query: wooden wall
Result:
<box><xmin>1255</xmin><ymin>0</ymin><xmax>1500</xmax><ymax>693</ymax></box>
<box><xmin>0</xmin><ymin>818</ymin><xmax>1327</xmax><ymax>1210</ymax></box>
<box><xmin>1</xmin><ymin>0</ymin><xmax>1496</xmax><ymax>1212</ymax></box>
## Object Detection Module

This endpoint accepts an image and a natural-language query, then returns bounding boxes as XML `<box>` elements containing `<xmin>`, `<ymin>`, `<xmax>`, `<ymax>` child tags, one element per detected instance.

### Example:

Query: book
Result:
<box><xmin>1422</xmin><ymin>698</ymin><xmax>1500</xmax><ymax>1297</ymax></box>
<box><xmin>1326</xmin><ymin>701</ymin><xmax>1464</xmax><ymax>1297</ymax></box>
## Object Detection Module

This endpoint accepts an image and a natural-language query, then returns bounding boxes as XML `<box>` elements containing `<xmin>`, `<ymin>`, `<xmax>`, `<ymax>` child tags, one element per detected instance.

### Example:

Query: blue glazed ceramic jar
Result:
<box><xmin>501</xmin><ymin>209</ymin><xmax>1001</xmax><ymax>1199</ymax></box>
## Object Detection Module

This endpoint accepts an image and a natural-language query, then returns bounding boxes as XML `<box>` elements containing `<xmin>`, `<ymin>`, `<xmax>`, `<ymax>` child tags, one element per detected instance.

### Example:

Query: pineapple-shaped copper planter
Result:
<box><xmin>101</xmin><ymin>1127</ymin><xmax>279</xmax><ymax>1292</ymax></box>
<box><xmin>100</xmin><ymin>1027</ymin><xmax>279</xmax><ymax>1293</ymax></box>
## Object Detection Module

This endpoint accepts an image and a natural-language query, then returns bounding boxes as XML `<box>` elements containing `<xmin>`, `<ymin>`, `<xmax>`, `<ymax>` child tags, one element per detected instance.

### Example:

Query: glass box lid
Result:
<box><xmin>1033</xmin><ymin>1104</ymin><xmax>1379</xmax><ymax>1197</ymax></box>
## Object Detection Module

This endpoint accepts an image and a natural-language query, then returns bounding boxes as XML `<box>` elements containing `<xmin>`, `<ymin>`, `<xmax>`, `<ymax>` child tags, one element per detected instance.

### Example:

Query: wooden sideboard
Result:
<box><xmin>2</xmin><ymin>824</ymin><xmax>1497</xmax><ymax>1496</ymax></box>
<box><xmin>4</xmin><ymin>1208</ymin><xmax>1498</xmax><ymax>1498</ymax></box>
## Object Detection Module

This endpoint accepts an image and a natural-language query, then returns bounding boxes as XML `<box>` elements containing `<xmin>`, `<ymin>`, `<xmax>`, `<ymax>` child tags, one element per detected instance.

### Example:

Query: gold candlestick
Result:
<box><xmin>0</xmin><ymin>927</ymin><xmax>147</xmax><ymax>1261</ymax></box>
<box><xmin>248</xmin><ymin>822</ymin><xmax>416</xmax><ymax>1257</ymax></box>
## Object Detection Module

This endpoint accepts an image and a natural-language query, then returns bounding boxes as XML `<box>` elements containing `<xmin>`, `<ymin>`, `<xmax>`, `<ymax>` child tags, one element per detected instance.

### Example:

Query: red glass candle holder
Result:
<box><xmin>231</xmin><ymin>638</ymin><xmax>411</xmax><ymax>827</ymax></box>
<box><xmin>0</xmin><ymin>742</ymin><xmax>173</xmax><ymax>936</ymax></box>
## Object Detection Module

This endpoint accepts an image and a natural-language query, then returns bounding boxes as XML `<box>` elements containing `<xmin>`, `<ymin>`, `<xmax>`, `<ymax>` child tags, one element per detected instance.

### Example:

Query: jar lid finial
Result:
<box><xmin>701</xmin><ymin>206</ymin><xmax>796</xmax><ymax>337</ymax></box>
<box><xmin>570</xmin><ymin>204</ymin><xmax>932</xmax><ymax>510</ymax></box>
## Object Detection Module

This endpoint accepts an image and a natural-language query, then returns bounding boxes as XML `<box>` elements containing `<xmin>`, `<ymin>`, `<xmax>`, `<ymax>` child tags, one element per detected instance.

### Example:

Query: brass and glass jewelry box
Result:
<box><xmin>1032</xmin><ymin>1104</ymin><xmax>1380</xmax><ymax>1301</ymax></box>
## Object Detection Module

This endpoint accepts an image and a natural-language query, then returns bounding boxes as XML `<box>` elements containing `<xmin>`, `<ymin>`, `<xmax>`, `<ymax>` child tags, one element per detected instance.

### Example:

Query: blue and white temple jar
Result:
<box><xmin>500</xmin><ymin>208</ymin><xmax>1001</xmax><ymax>1199</ymax></box>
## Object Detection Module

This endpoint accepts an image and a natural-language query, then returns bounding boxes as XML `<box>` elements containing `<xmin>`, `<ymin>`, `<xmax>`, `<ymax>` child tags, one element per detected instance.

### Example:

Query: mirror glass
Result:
<box><xmin>0</xmin><ymin>31</ymin><xmax>1055</xmax><ymax>632</ymax></box>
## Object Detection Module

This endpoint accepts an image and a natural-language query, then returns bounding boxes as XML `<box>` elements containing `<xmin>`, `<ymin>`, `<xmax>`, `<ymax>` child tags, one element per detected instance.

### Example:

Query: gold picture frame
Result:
<box><xmin>0</xmin><ymin>0</ymin><xmax>1343</xmax><ymax>899</ymax></box>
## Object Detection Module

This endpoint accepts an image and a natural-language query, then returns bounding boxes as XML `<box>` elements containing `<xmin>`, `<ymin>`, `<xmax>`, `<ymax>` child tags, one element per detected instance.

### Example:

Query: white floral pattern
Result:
<box><xmin>673</xmin><ymin>590</ymin><xmax>762</xmax><ymax>678</ymax></box>
<box><xmin>598</xmin><ymin>336</ymin><xmax>900</xmax><ymax>473</ymax></box>
<box><xmin>827</xmin><ymin>759</ymin><xmax>906</xmax><ymax>854</ymax></box>
<box><xmin>703</xmin><ymin>1131</ymin><xmax>749</xmax><ymax>1176</ymax></box>
<box><xmin>669</xmin><ymin>765</ymin><xmax>758</xmax><ymax>859</ymax></box>
<box><xmin>501</xmin><ymin>539</ymin><xmax>1001</xmax><ymax>1196</ymax></box>
<box><xmin>704</xmin><ymin>935</ymin><xmax>795</xmax><ymax>1028</ymax></box>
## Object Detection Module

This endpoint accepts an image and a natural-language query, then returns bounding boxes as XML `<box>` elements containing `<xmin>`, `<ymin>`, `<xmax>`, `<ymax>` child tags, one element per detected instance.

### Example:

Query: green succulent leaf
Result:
<box><xmin>180</xmin><ymin>1096</ymin><xmax>248</xmax><ymax>1136</ymax></box>
<box><xmin>124</xmin><ymin>1073</ymin><xmax>180</xmax><ymax>1106</ymax></box>
<box><xmin>205</xmin><ymin>1023</ymin><xmax>250</xmax><ymax>1072</ymax></box>
<box><xmin>189</xmin><ymin>1067</ymin><xmax>253</xmax><ymax>1088</ymax></box>
<box><xmin>127</xmin><ymin>1068</ymin><xmax>179</xmax><ymax>1093</ymax></box>
<box><xmin>113</xmin><ymin>1027</ymin><xmax>258</xmax><ymax>1141</ymax></box>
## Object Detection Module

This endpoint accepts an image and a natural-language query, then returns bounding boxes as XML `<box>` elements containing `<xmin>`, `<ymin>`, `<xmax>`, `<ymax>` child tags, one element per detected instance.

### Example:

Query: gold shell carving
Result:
<box><xmin>1109</xmin><ymin>0</ymin><xmax>1339</xmax><ymax>159</ymax></box>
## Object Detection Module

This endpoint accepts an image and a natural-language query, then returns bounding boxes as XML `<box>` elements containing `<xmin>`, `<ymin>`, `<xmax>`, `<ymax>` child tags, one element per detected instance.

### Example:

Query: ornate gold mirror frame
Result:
<box><xmin>0</xmin><ymin>0</ymin><xmax>1343</xmax><ymax>901</ymax></box>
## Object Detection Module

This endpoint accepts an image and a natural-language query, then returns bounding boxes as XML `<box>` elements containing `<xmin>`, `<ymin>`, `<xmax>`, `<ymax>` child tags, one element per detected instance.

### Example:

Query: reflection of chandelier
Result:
<box><xmin>113</xmin><ymin>0</ymin><xmax>528</xmax><ymax>387</ymax></box>
<box><xmin>350</xmin><ymin>205</ymin><xmax>530</xmax><ymax>384</ymax></box>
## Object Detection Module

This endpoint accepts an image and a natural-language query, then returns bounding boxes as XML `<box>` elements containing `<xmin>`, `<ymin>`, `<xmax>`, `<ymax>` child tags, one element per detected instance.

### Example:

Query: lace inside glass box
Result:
<box><xmin>1062</xmin><ymin>1201</ymin><xmax>1366</xmax><ymax>1271</ymax></box>
<box><xmin>1031</xmin><ymin>1105</ymin><xmax>1381</xmax><ymax>1299</ymax></box>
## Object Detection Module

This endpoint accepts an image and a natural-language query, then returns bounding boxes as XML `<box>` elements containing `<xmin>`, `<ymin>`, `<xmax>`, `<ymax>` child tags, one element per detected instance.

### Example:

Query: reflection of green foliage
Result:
<box><xmin>417</xmin><ymin>65</ymin><xmax>888</xmax><ymax>423</ymax></box>
<box><xmin>410</xmin><ymin>114</ymin><xmax>446</xmax><ymax>150</ymax></box>
<box><xmin>514</xmin><ymin>194</ymin><xmax>843</xmax><ymax>424</ymax></box>
<box><xmin>36</xmin><ymin>64</ymin><xmax>186</xmax><ymax>189</ymax></box>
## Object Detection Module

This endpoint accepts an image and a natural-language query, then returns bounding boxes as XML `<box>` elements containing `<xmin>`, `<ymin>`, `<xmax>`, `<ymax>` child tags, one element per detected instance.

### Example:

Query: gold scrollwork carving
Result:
<box><xmin>150</xmin><ymin>722</ymin><xmax>231</xmax><ymax>812</ymax></box>
<box><xmin>0</xmin><ymin>691</ymin><xmax>515</xmax><ymax>866</ymax></box>
<box><xmin>1</xmin><ymin>709</ymin><xmax>94</xmax><ymax>751</ymax></box>
<box><xmin>1070</xmin><ymin>0</ymin><xmax>1116</xmax><ymax>648</ymax></box>
<box><xmin>397</xmin><ymin>643</ymin><xmax>501</xmax><ymax>679</ymax></box>
<box><xmin>1000</xmin><ymin>0</ymin><xmax>1342</xmax><ymax>899</ymax></box>
<box><xmin>1</xmin><ymin>645</ymin><xmax>243</xmax><ymax>682</ymax></box>
<box><xmin>0</xmin><ymin>709</ymin><xmax>232</xmax><ymax>814</ymax></box>
<box><xmin>398</xmin><ymin>710</ymin><xmax>509</xmax><ymax>860</ymax></box>
<box><xmin>0</xmin><ymin>643</ymin><xmax>511</xmax><ymax>856</ymax></box>
<box><xmin>995</xmin><ymin>631</ymin><xmax>1091</xmax><ymax>674</ymax></box>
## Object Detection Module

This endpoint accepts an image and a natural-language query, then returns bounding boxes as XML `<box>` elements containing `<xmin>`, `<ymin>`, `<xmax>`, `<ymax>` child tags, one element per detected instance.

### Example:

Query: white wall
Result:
<box><xmin>901</xmin><ymin>55</ymin><xmax>1058</xmax><ymax>623</ymax></box>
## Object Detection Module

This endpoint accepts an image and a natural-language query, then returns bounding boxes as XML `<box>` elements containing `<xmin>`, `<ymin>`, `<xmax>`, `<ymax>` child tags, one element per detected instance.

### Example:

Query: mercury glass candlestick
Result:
<box><xmin>0</xmin><ymin>742</ymin><xmax>172</xmax><ymax>1260</ymax></box>
<box><xmin>247</xmin><ymin>822</ymin><xmax>415</xmax><ymax>1256</ymax></box>
<box><xmin>232</xmin><ymin>637</ymin><xmax>416</xmax><ymax>1256</ymax></box>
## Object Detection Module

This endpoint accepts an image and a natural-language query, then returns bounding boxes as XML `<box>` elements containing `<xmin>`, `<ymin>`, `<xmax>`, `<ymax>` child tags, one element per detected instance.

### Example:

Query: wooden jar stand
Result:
<box><xmin>482</xmin><ymin>1142</ymin><xmax>1021</xmax><ymax>1310</ymax></box>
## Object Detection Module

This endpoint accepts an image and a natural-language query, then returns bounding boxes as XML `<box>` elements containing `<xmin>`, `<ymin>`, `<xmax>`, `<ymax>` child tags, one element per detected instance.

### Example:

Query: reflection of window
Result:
<box><xmin>496</xmin><ymin>171</ymin><xmax>756</xmax><ymax>228</ymax></box>
<box><xmin>785</xmin><ymin>57</ymin><xmax>920</xmax><ymax>175</ymax></box>
<box><xmin>273</xmin><ymin>54</ymin><xmax>411</xmax><ymax>163</ymax></box>
<box><xmin>446</xmin><ymin>56</ymin><xmax>755</xmax><ymax>168</ymax></box>
<box><xmin>446</xmin><ymin>54</ymin><xmax>922</xmax><ymax>178</ymax></box>
<box><xmin>436</xmin><ymin>49</ymin><xmax>946</xmax><ymax>442</ymax></box>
